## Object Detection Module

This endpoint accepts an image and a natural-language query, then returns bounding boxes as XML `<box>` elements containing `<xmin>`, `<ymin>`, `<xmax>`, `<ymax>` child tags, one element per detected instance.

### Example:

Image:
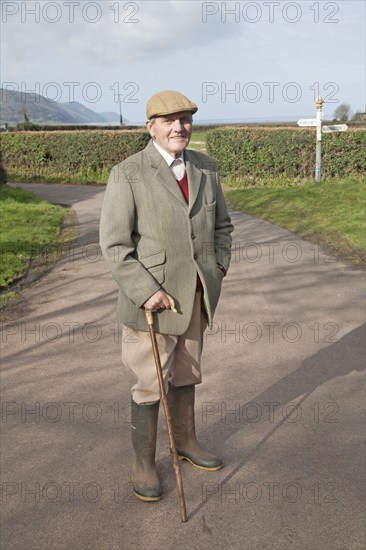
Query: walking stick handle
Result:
<box><xmin>166</xmin><ymin>293</ymin><xmax>177</xmax><ymax>312</ymax></box>
<box><xmin>145</xmin><ymin>293</ymin><xmax>177</xmax><ymax>326</ymax></box>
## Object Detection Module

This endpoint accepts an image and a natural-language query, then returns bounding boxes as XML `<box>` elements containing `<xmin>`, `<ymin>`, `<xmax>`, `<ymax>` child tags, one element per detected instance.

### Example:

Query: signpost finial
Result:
<box><xmin>316</xmin><ymin>96</ymin><xmax>324</xmax><ymax>110</ymax></box>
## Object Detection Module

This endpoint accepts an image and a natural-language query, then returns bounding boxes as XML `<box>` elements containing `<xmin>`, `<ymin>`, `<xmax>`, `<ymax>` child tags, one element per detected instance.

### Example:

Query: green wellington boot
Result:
<box><xmin>167</xmin><ymin>384</ymin><xmax>223</xmax><ymax>471</ymax></box>
<box><xmin>131</xmin><ymin>399</ymin><xmax>162</xmax><ymax>501</ymax></box>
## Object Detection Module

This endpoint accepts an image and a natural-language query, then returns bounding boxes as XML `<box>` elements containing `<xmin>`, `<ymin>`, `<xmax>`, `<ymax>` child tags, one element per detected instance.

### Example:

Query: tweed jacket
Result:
<box><xmin>99</xmin><ymin>139</ymin><xmax>233</xmax><ymax>335</ymax></box>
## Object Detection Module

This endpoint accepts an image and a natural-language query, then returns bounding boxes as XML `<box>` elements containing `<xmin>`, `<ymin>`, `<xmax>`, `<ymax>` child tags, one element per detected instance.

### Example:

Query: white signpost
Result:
<box><xmin>322</xmin><ymin>124</ymin><xmax>348</xmax><ymax>133</ymax></box>
<box><xmin>297</xmin><ymin>99</ymin><xmax>348</xmax><ymax>181</ymax></box>
<box><xmin>297</xmin><ymin>119</ymin><xmax>317</xmax><ymax>127</ymax></box>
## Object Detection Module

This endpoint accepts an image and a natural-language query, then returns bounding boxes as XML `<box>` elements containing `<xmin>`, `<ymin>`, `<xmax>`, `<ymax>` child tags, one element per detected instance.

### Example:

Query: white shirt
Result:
<box><xmin>153</xmin><ymin>141</ymin><xmax>186</xmax><ymax>180</ymax></box>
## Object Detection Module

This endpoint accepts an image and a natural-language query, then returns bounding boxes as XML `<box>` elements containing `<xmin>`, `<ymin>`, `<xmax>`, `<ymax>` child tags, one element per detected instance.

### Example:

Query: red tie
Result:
<box><xmin>176</xmin><ymin>172</ymin><xmax>189</xmax><ymax>204</ymax></box>
<box><xmin>175</xmin><ymin>171</ymin><xmax>203</xmax><ymax>292</ymax></box>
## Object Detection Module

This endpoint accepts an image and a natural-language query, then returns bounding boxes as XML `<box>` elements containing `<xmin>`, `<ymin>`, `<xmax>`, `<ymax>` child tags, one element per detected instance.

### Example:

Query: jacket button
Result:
<box><xmin>191</xmin><ymin>234</ymin><xmax>196</xmax><ymax>240</ymax></box>
<box><xmin>193</xmin><ymin>254</ymin><xmax>198</xmax><ymax>260</ymax></box>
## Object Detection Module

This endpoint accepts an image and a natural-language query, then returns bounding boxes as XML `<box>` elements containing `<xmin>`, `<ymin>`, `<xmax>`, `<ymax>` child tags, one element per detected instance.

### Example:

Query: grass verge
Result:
<box><xmin>5</xmin><ymin>168</ymin><xmax>111</xmax><ymax>185</ymax></box>
<box><xmin>0</xmin><ymin>185</ymin><xmax>75</xmax><ymax>308</ymax></box>
<box><xmin>224</xmin><ymin>177</ymin><xmax>366</xmax><ymax>266</ymax></box>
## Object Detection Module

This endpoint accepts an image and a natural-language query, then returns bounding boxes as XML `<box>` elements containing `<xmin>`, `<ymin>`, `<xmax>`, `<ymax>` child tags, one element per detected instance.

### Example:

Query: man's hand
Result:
<box><xmin>143</xmin><ymin>290</ymin><xmax>171</xmax><ymax>312</ymax></box>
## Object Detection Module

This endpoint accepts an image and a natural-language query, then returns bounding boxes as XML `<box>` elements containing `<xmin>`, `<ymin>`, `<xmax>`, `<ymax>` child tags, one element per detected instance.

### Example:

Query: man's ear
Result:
<box><xmin>146</xmin><ymin>120</ymin><xmax>154</xmax><ymax>138</ymax></box>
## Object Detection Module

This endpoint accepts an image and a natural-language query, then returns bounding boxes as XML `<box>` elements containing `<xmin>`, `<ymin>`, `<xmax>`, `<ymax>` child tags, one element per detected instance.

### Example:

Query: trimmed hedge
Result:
<box><xmin>1</xmin><ymin>130</ymin><xmax>150</xmax><ymax>184</ymax></box>
<box><xmin>206</xmin><ymin>127</ymin><xmax>366</xmax><ymax>182</ymax></box>
<box><xmin>3</xmin><ymin>127</ymin><xmax>364</xmax><ymax>185</ymax></box>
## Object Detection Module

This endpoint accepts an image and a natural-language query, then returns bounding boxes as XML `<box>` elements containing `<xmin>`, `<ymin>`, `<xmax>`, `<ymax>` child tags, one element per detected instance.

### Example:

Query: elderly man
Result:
<box><xmin>100</xmin><ymin>90</ymin><xmax>233</xmax><ymax>502</ymax></box>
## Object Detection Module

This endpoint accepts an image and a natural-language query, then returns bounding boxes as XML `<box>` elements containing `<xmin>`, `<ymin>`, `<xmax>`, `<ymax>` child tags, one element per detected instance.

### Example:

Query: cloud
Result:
<box><xmin>68</xmin><ymin>1</ymin><xmax>242</xmax><ymax>64</ymax></box>
<box><xmin>1</xmin><ymin>1</ymin><xmax>364</xmax><ymax>118</ymax></box>
<box><xmin>2</xmin><ymin>0</ymin><xmax>241</xmax><ymax>67</ymax></box>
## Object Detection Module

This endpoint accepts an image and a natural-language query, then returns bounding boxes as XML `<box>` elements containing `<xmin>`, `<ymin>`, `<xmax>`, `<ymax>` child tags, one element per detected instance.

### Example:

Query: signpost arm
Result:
<box><xmin>315</xmin><ymin>96</ymin><xmax>324</xmax><ymax>182</ymax></box>
<box><xmin>298</xmin><ymin>102</ymin><xmax>347</xmax><ymax>179</ymax></box>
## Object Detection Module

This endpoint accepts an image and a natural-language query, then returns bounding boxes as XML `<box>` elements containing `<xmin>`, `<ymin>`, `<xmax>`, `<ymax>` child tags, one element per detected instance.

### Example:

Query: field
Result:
<box><xmin>189</xmin><ymin>131</ymin><xmax>208</xmax><ymax>153</ymax></box>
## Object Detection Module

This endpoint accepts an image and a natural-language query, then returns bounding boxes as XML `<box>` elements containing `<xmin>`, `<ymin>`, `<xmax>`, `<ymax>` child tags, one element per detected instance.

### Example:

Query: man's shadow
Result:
<box><xmin>158</xmin><ymin>324</ymin><xmax>365</xmax><ymax>518</ymax></box>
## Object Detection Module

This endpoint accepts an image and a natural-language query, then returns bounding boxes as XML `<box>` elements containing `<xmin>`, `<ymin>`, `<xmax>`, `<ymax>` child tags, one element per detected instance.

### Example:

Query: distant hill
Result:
<box><xmin>57</xmin><ymin>101</ymin><xmax>106</xmax><ymax>124</ymax></box>
<box><xmin>100</xmin><ymin>112</ymin><xmax>122</xmax><ymax>123</ymax></box>
<box><xmin>0</xmin><ymin>88</ymin><xmax>121</xmax><ymax>125</ymax></box>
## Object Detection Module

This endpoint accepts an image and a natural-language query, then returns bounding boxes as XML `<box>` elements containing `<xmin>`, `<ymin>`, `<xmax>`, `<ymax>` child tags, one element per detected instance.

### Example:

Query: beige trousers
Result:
<box><xmin>121</xmin><ymin>292</ymin><xmax>206</xmax><ymax>404</ymax></box>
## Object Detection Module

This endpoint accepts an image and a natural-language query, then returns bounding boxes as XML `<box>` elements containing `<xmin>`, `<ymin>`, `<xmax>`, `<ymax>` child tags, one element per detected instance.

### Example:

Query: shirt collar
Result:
<box><xmin>153</xmin><ymin>140</ymin><xmax>185</xmax><ymax>167</ymax></box>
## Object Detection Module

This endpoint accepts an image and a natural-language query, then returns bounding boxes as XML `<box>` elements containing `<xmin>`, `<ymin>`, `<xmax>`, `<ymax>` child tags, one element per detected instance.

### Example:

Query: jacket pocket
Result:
<box><xmin>205</xmin><ymin>200</ymin><xmax>216</xmax><ymax>213</ymax></box>
<box><xmin>140</xmin><ymin>250</ymin><xmax>166</xmax><ymax>284</ymax></box>
<box><xmin>140</xmin><ymin>250</ymin><xmax>166</xmax><ymax>269</ymax></box>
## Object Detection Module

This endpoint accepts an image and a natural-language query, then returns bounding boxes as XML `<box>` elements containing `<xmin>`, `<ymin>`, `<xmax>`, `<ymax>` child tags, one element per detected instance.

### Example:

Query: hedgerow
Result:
<box><xmin>2</xmin><ymin>127</ymin><xmax>364</xmax><ymax>186</ymax></box>
<box><xmin>1</xmin><ymin>130</ymin><xmax>150</xmax><ymax>184</ymax></box>
<box><xmin>206</xmin><ymin>127</ymin><xmax>366</xmax><ymax>184</ymax></box>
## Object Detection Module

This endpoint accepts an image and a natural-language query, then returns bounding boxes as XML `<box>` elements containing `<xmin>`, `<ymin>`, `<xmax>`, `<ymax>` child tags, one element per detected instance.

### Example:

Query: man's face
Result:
<box><xmin>146</xmin><ymin>111</ymin><xmax>193</xmax><ymax>158</ymax></box>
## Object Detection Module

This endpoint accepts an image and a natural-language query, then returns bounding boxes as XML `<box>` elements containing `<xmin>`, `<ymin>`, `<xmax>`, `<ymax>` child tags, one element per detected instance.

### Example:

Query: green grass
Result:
<box><xmin>0</xmin><ymin>185</ymin><xmax>67</xmax><ymax>289</ymax></box>
<box><xmin>225</xmin><ymin>177</ymin><xmax>366</xmax><ymax>266</ymax></box>
<box><xmin>189</xmin><ymin>131</ymin><xmax>208</xmax><ymax>153</ymax></box>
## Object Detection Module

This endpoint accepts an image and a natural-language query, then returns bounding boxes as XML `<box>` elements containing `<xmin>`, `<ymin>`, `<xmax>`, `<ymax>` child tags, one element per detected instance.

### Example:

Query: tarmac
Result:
<box><xmin>1</xmin><ymin>183</ymin><xmax>365</xmax><ymax>550</ymax></box>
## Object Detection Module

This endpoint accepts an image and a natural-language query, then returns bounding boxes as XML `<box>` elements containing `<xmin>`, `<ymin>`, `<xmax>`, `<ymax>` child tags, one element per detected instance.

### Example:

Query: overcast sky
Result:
<box><xmin>1</xmin><ymin>0</ymin><xmax>365</xmax><ymax>123</ymax></box>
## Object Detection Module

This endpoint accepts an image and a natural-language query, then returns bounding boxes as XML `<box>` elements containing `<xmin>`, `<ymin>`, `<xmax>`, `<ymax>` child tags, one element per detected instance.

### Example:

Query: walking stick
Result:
<box><xmin>145</xmin><ymin>294</ymin><xmax>188</xmax><ymax>523</ymax></box>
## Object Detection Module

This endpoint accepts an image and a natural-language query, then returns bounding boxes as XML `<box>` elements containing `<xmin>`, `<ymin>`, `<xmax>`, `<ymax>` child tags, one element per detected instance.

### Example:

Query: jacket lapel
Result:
<box><xmin>145</xmin><ymin>140</ymin><xmax>187</xmax><ymax>206</ymax></box>
<box><xmin>185</xmin><ymin>150</ymin><xmax>203</xmax><ymax>213</ymax></box>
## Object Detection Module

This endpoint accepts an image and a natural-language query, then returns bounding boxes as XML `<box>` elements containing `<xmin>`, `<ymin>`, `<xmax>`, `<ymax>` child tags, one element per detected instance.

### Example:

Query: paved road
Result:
<box><xmin>1</xmin><ymin>183</ymin><xmax>365</xmax><ymax>550</ymax></box>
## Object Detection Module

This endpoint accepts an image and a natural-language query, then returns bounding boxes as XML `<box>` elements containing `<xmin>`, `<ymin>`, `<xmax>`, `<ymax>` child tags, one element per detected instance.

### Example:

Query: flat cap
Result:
<box><xmin>146</xmin><ymin>90</ymin><xmax>198</xmax><ymax>119</ymax></box>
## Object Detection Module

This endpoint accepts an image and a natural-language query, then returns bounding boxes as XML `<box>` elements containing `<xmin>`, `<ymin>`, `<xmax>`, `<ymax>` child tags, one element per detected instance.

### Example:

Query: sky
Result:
<box><xmin>1</xmin><ymin>0</ymin><xmax>365</xmax><ymax>123</ymax></box>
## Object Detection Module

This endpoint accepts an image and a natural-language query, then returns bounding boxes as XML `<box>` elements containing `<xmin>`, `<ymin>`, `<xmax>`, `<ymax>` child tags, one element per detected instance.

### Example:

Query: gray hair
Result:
<box><xmin>148</xmin><ymin>114</ymin><xmax>193</xmax><ymax>125</ymax></box>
